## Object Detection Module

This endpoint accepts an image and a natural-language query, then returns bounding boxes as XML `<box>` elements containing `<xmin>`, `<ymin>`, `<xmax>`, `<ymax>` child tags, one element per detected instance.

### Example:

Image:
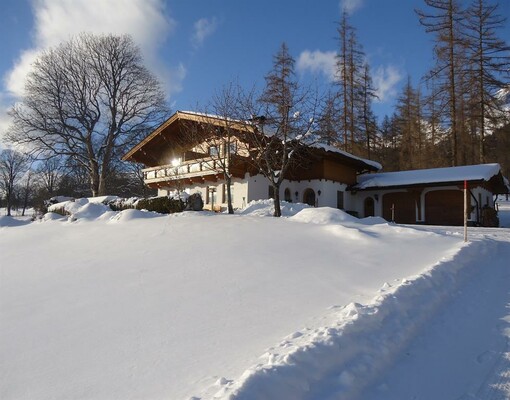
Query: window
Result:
<box><xmin>222</xmin><ymin>184</ymin><xmax>234</xmax><ymax>204</ymax></box>
<box><xmin>284</xmin><ymin>188</ymin><xmax>292</xmax><ymax>202</ymax></box>
<box><xmin>337</xmin><ymin>191</ymin><xmax>344</xmax><ymax>210</ymax></box>
<box><xmin>228</xmin><ymin>142</ymin><xmax>237</xmax><ymax>154</ymax></box>
<box><xmin>208</xmin><ymin>187</ymin><xmax>217</xmax><ymax>206</ymax></box>
<box><xmin>209</xmin><ymin>146</ymin><xmax>219</xmax><ymax>157</ymax></box>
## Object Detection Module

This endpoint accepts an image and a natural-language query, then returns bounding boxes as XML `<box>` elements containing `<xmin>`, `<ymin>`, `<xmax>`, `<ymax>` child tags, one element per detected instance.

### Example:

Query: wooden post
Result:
<box><xmin>391</xmin><ymin>203</ymin><xmax>395</xmax><ymax>223</ymax></box>
<box><xmin>464</xmin><ymin>180</ymin><xmax>468</xmax><ymax>242</ymax></box>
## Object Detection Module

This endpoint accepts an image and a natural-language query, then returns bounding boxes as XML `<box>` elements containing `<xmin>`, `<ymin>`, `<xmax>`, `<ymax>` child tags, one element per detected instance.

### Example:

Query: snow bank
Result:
<box><xmin>240</xmin><ymin>199</ymin><xmax>311</xmax><ymax>217</ymax></box>
<box><xmin>0</xmin><ymin>216</ymin><xmax>32</xmax><ymax>227</ymax></box>
<box><xmin>290</xmin><ymin>207</ymin><xmax>360</xmax><ymax>225</ymax></box>
<box><xmin>108</xmin><ymin>209</ymin><xmax>162</xmax><ymax>222</ymax></box>
<box><xmin>41</xmin><ymin>213</ymin><xmax>67</xmax><ymax>222</ymax></box>
<box><xmin>211</xmin><ymin>240</ymin><xmax>490</xmax><ymax>400</ymax></box>
<box><xmin>47</xmin><ymin>196</ymin><xmax>127</xmax><ymax>222</ymax></box>
<box><xmin>496</xmin><ymin>195</ymin><xmax>510</xmax><ymax>228</ymax></box>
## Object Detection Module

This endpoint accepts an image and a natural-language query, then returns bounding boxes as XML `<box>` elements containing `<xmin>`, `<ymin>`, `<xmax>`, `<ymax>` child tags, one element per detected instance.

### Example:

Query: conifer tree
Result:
<box><xmin>417</xmin><ymin>0</ymin><xmax>466</xmax><ymax>166</ymax></box>
<box><xmin>463</xmin><ymin>0</ymin><xmax>510</xmax><ymax>162</ymax></box>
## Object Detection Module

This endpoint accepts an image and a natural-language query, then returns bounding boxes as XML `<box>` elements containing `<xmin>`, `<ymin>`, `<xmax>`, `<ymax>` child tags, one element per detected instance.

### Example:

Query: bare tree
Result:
<box><xmin>358</xmin><ymin>62</ymin><xmax>378</xmax><ymax>159</ymax></box>
<box><xmin>19</xmin><ymin>168</ymin><xmax>34</xmax><ymax>216</ymax></box>
<box><xmin>180</xmin><ymin>84</ymin><xmax>246</xmax><ymax>214</ymax></box>
<box><xmin>240</xmin><ymin>43</ymin><xmax>318</xmax><ymax>217</ymax></box>
<box><xmin>463</xmin><ymin>0</ymin><xmax>510</xmax><ymax>162</ymax></box>
<box><xmin>35</xmin><ymin>158</ymin><xmax>63</xmax><ymax>197</ymax></box>
<box><xmin>335</xmin><ymin>11</ymin><xmax>365</xmax><ymax>153</ymax></box>
<box><xmin>9</xmin><ymin>33</ymin><xmax>168</xmax><ymax>197</ymax></box>
<box><xmin>417</xmin><ymin>0</ymin><xmax>467</xmax><ymax>166</ymax></box>
<box><xmin>0</xmin><ymin>149</ymin><xmax>30</xmax><ymax>216</ymax></box>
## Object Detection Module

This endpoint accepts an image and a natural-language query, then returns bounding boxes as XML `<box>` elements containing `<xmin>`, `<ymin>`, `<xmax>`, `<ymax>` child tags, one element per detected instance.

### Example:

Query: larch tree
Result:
<box><xmin>417</xmin><ymin>0</ymin><xmax>466</xmax><ymax>166</ymax></box>
<box><xmin>357</xmin><ymin>62</ymin><xmax>379</xmax><ymax>159</ymax></box>
<box><xmin>8</xmin><ymin>33</ymin><xmax>168</xmax><ymax>197</ymax></box>
<box><xmin>240</xmin><ymin>43</ymin><xmax>318</xmax><ymax>217</ymax></box>
<box><xmin>463</xmin><ymin>0</ymin><xmax>510</xmax><ymax>162</ymax></box>
<box><xmin>335</xmin><ymin>11</ymin><xmax>365</xmax><ymax>153</ymax></box>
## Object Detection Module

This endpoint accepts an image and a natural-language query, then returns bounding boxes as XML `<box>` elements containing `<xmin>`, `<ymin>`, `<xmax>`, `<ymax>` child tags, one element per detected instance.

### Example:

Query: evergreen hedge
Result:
<box><xmin>135</xmin><ymin>196</ymin><xmax>185</xmax><ymax>214</ymax></box>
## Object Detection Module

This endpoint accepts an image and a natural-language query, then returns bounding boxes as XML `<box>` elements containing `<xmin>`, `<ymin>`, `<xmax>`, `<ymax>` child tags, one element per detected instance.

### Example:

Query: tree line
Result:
<box><xmin>1</xmin><ymin>0</ymin><xmax>509</xmax><ymax>216</ymax></box>
<box><xmin>343</xmin><ymin>0</ymin><xmax>510</xmax><ymax>174</ymax></box>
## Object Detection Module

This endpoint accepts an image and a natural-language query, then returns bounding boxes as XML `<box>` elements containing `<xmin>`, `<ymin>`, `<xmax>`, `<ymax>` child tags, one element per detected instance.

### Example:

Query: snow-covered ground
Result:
<box><xmin>0</xmin><ymin>197</ymin><xmax>509</xmax><ymax>400</ymax></box>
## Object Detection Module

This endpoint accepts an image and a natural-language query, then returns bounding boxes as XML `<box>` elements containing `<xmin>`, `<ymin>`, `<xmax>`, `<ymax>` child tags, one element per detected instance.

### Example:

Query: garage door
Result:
<box><xmin>425</xmin><ymin>190</ymin><xmax>465</xmax><ymax>226</ymax></box>
<box><xmin>382</xmin><ymin>192</ymin><xmax>417</xmax><ymax>223</ymax></box>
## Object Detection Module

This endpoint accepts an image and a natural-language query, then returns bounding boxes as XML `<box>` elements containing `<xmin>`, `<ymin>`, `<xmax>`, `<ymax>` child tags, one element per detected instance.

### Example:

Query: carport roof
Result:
<box><xmin>355</xmin><ymin>163</ymin><xmax>508</xmax><ymax>193</ymax></box>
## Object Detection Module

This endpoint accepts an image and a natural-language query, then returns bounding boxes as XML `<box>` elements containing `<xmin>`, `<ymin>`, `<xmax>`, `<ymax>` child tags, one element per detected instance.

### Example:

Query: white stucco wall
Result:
<box><xmin>156</xmin><ymin>174</ymin><xmax>354</xmax><ymax>211</ymax></box>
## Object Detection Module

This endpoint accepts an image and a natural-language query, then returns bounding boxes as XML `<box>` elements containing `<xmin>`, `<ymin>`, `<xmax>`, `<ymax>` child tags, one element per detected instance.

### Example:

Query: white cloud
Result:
<box><xmin>3</xmin><ymin>0</ymin><xmax>180</xmax><ymax>100</ymax></box>
<box><xmin>0</xmin><ymin>93</ymin><xmax>12</xmax><ymax>138</ymax></box>
<box><xmin>297</xmin><ymin>50</ymin><xmax>337</xmax><ymax>81</ymax></box>
<box><xmin>373</xmin><ymin>65</ymin><xmax>403</xmax><ymax>102</ymax></box>
<box><xmin>340</xmin><ymin>0</ymin><xmax>364</xmax><ymax>14</ymax></box>
<box><xmin>191</xmin><ymin>17</ymin><xmax>219</xmax><ymax>48</ymax></box>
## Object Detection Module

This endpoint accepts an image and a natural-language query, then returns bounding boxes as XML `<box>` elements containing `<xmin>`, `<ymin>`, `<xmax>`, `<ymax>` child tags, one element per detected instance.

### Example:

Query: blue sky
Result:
<box><xmin>1</xmin><ymin>0</ymin><xmax>509</xmax><ymax>137</ymax></box>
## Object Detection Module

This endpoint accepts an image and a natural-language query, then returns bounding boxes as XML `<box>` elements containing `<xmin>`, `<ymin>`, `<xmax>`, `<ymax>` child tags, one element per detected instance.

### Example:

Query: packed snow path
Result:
<box><xmin>208</xmin><ymin>230</ymin><xmax>510</xmax><ymax>400</ymax></box>
<box><xmin>361</xmin><ymin>231</ymin><xmax>510</xmax><ymax>400</ymax></box>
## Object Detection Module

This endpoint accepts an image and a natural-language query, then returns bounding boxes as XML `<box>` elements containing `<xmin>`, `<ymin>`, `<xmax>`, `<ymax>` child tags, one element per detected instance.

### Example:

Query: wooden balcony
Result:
<box><xmin>143</xmin><ymin>157</ymin><xmax>226</xmax><ymax>186</ymax></box>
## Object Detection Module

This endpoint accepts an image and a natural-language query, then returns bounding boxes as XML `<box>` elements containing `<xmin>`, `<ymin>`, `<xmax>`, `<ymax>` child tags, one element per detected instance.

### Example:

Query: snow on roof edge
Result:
<box><xmin>312</xmin><ymin>143</ymin><xmax>382</xmax><ymax>171</ymax></box>
<box><xmin>355</xmin><ymin>163</ymin><xmax>502</xmax><ymax>190</ymax></box>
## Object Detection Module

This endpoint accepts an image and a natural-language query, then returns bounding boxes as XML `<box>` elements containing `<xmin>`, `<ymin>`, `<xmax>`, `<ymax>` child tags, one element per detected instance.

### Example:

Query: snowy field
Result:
<box><xmin>0</xmin><ymin>197</ymin><xmax>509</xmax><ymax>399</ymax></box>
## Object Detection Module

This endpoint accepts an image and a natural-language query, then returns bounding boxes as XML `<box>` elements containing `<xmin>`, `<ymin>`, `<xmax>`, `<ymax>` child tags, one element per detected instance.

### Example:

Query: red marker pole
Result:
<box><xmin>464</xmin><ymin>180</ymin><xmax>468</xmax><ymax>242</ymax></box>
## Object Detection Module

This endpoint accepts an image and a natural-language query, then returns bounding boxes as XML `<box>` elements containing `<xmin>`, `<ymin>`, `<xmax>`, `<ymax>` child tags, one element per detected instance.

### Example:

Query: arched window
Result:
<box><xmin>303</xmin><ymin>188</ymin><xmax>316</xmax><ymax>207</ymax></box>
<box><xmin>284</xmin><ymin>188</ymin><xmax>292</xmax><ymax>202</ymax></box>
<box><xmin>364</xmin><ymin>197</ymin><xmax>375</xmax><ymax>217</ymax></box>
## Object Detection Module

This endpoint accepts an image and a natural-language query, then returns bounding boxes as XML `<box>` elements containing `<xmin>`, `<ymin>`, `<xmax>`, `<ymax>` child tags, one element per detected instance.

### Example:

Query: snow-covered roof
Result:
<box><xmin>355</xmin><ymin>163</ymin><xmax>503</xmax><ymax>190</ymax></box>
<box><xmin>313</xmin><ymin>143</ymin><xmax>382</xmax><ymax>171</ymax></box>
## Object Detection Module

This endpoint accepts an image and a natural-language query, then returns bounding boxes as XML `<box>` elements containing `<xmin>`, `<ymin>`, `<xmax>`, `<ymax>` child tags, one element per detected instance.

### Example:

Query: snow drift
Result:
<box><xmin>1</xmin><ymin>197</ymin><xmax>509</xmax><ymax>400</ymax></box>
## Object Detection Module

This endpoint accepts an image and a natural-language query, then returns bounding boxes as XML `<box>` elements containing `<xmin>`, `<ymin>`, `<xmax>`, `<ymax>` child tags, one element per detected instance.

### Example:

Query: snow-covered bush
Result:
<box><xmin>135</xmin><ymin>196</ymin><xmax>185</xmax><ymax>214</ymax></box>
<box><xmin>105</xmin><ymin>197</ymin><xmax>140</xmax><ymax>212</ymax></box>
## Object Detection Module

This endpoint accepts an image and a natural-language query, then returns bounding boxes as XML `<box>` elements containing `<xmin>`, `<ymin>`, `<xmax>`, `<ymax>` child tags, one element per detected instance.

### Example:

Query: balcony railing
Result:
<box><xmin>143</xmin><ymin>157</ymin><xmax>224</xmax><ymax>184</ymax></box>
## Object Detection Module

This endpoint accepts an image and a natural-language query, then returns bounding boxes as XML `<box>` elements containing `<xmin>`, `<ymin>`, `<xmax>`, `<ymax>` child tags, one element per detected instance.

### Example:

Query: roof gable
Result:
<box><xmin>123</xmin><ymin>110</ymin><xmax>382</xmax><ymax>172</ymax></box>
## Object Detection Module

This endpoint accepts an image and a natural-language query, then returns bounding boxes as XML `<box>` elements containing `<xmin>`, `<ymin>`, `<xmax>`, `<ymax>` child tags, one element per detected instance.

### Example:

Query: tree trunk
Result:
<box><xmin>22</xmin><ymin>173</ymin><xmax>31</xmax><ymax>216</ymax></box>
<box><xmin>90</xmin><ymin>161</ymin><xmax>100</xmax><ymax>197</ymax></box>
<box><xmin>273</xmin><ymin>183</ymin><xmax>282</xmax><ymax>217</ymax></box>
<box><xmin>6</xmin><ymin>187</ymin><xmax>13</xmax><ymax>217</ymax></box>
<box><xmin>225</xmin><ymin>173</ymin><xmax>234</xmax><ymax>214</ymax></box>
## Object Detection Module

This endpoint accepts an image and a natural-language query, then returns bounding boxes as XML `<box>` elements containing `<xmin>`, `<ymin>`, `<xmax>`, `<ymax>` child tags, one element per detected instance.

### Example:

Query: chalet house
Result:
<box><xmin>122</xmin><ymin>111</ymin><xmax>381</xmax><ymax>211</ymax></box>
<box><xmin>123</xmin><ymin>110</ymin><xmax>509</xmax><ymax>226</ymax></box>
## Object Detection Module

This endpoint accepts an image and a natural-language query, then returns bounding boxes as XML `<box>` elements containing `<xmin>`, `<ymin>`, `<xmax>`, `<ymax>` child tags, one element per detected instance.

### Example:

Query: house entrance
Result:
<box><xmin>303</xmin><ymin>188</ymin><xmax>316</xmax><ymax>206</ymax></box>
<box><xmin>364</xmin><ymin>197</ymin><xmax>375</xmax><ymax>217</ymax></box>
<box><xmin>382</xmin><ymin>192</ymin><xmax>417</xmax><ymax>223</ymax></box>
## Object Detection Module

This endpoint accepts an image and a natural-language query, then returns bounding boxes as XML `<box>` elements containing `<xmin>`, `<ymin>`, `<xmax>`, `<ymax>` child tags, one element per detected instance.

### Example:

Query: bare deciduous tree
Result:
<box><xmin>180</xmin><ymin>84</ymin><xmax>246</xmax><ymax>214</ymax></box>
<box><xmin>9</xmin><ymin>33</ymin><xmax>169</xmax><ymax>197</ymax></box>
<box><xmin>463</xmin><ymin>0</ymin><xmax>510</xmax><ymax>162</ymax></box>
<box><xmin>417</xmin><ymin>0</ymin><xmax>467</xmax><ymax>166</ymax></box>
<box><xmin>0</xmin><ymin>149</ymin><xmax>30</xmax><ymax>216</ymax></box>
